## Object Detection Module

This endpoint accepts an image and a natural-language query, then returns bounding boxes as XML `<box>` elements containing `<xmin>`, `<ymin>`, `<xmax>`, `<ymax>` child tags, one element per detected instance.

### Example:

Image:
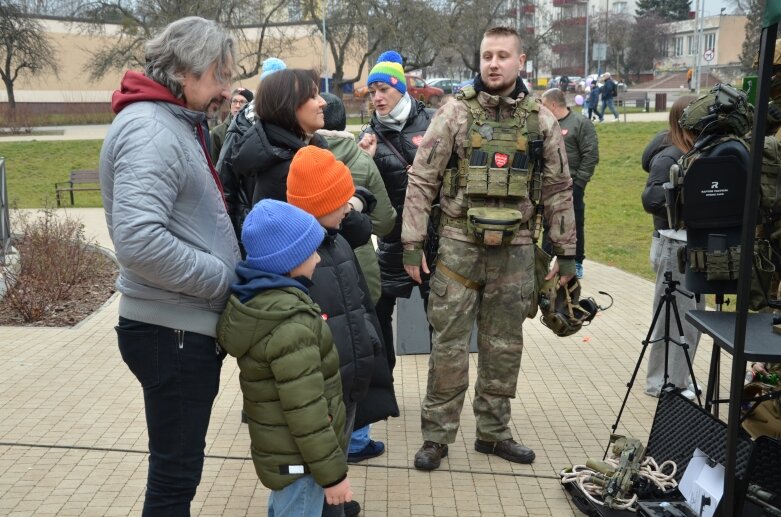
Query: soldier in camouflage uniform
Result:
<box><xmin>402</xmin><ymin>26</ymin><xmax>576</xmax><ymax>471</ymax></box>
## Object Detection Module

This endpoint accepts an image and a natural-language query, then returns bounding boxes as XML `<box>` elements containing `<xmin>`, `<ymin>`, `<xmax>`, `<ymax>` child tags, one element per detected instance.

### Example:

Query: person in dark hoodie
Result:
<box><xmin>640</xmin><ymin>95</ymin><xmax>704</xmax><ymax>400</ymax></box>
<box><xmin>287</xmin><ymin>145</ymin><xmax>393</xmax><ymax>517</ymax></box>
<box><xmin>210</xmin><ymin>87</ymin><xmax>253</xmax><ymax>162</ymax></box>
<box><xmin>218</xmin><ymin>199</ymin><xmax>354</xmax><ymax>516</ymax></box>
<box><xmin>99</xmin><ymin>17</ymin><xmax>241</xmax><ymax>514</ymax></box>
<box><xmin>316</xmin><ymin>93</ymin><xmax>398</xmax><ymax>464</ymax></box>
<box><xmin>358</xmin><ymin>50</ymin><xmax>436</xmax><ymax>372</ymax></box>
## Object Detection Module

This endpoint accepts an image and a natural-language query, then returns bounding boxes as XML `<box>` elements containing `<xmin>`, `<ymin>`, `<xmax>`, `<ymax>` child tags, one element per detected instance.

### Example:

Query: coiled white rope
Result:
<box><xmin>560</xmin><ymin>456</ymin><xmax>678</xmax><ymax>511</ymax></box>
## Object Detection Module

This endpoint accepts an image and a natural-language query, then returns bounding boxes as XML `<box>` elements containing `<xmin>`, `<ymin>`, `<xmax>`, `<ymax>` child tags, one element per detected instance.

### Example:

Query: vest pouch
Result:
<box><xmin>487</xmin><ymin>167</ymin><xmax>509</xmax><ymax>197</ymax></box>
<box><xmin>508</xmin><ymin>167</ymin><xmax>530</xmax><ymax>198</ymax></box>
<box><xmin>466</xmin><ymin>166</ymin><xmax>488</xmax><ymax>196</ymax></box>
<box><xmin>466</xmin><ymin>207</ymin><xmax>523</xmax><ymax>247</ymax></box>
<box><xmin>443</xmin><ymin>168</ymin><xmax>459</xmax><ymax>198</ymax></box>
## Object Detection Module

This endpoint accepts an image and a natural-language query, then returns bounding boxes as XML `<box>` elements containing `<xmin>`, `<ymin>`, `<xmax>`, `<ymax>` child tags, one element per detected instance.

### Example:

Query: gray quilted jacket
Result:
<box><xmin>100</xmin><ymin>95</ymin><xmax>241</xmax><ymax>337</ymax></box>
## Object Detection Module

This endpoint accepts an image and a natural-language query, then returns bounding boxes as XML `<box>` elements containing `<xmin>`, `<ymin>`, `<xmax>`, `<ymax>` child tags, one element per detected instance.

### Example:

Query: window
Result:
<box><xmin>661</xmin><ymin>39</ymin><xmax>669</xmax><ymax>57</ymax></box>
<box><xmin>612</xmin><ymin>1</ymin><xmax>627</xmax><ymax>13</ymax></box>
<box><xmin>687</xmin><ymin>35</ymin><xmax>695</xmax><ymax>55</ymax></box>
<box><xmin>675</xmin><ymin>37</ymin><xmax>683</xmax><ymax>57</ymax></box>
<box><xmin>704</xmin><ymin>33</ymin><xmax>716</xmax><ymax>53</ymax></box>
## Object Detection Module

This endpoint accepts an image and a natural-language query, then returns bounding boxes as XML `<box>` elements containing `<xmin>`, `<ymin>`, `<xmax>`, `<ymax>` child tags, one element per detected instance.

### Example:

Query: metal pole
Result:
<box><xmin>692</xmin><ymin>0</ymin><xmax>701</xmax><ymax>94</ymax></box>
<box><xmin>585</xmin><ymin>0</ymin><xmax>589</xmax><ymax>77</ymax></box>
<box><xmin>322</xmin><ymin>0</ymin><xmax>329</xmax><ymax>94</ymax></box>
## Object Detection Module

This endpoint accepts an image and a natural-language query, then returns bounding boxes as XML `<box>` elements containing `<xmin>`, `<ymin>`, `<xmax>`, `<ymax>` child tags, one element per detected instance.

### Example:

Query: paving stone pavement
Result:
<box><xmin>0</xmin><ymin>208</ymin><xmax>736</xmax><ymax>516</ymax></box>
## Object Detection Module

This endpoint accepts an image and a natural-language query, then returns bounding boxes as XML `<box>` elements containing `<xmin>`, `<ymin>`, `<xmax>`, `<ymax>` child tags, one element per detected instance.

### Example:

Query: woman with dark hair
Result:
<box><xmin>228</xmin><ymin>68</ymin><xmax>329</xmax><ymax>205</ymax></box>
<box><xmin>641</xmin><ymin>95</ymin><xmax>705</xmax><ymax>400</ymax></box>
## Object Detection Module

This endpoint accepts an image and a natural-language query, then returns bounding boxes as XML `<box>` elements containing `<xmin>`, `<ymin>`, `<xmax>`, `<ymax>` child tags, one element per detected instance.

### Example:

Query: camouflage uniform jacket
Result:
<box><xmin>401</xmin><ymin>90</ymin><xmax>576</xmax><ymax>256</ymax></box>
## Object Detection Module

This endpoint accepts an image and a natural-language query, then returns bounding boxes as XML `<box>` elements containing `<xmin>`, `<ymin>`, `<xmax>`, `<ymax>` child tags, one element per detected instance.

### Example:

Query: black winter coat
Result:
<box><xmin>641</xmin><ymin>130</ymin><xmax>680</xmax><ymax>231</ymax></box>
<box><xmin>363</xmin><ymin>100</ymin><xmax>434</xmax><ymax>298</ymax></box>
<box><xmin>309</xmin><ymin>230</ymin><xmax>398</xmax><ymax>427</ymax></box>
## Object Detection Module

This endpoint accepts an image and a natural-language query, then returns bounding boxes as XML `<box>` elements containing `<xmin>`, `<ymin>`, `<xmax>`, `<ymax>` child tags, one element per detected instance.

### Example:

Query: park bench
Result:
<box><xmin>55</xmin><ymin>169</ymin><xmax>100</xmax><ymax>207</ymax></box>
<box><xmin>617</xmin><ymin>90</ymin><xmax>650</xmax><ymax>110</ymax></box>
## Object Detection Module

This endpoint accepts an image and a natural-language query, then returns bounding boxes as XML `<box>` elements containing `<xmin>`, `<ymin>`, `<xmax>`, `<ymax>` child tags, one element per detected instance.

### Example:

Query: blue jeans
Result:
<box><xmin>600</xmin><ymin>97</ymin><xmax>619</xmax><ymax>120</ymax></box>
<box><xmin>348</xmin><ymin>425</ymin><xmax>371</xmax><ymax>453</ymax></box>
<box><xmin>268</xmin><ymin>475</ymin><xmax>324</xmax><ymax>517</ymax></box>
<box><xmin>116</xmin><ymin>317</ymin><xmax>224</xmax><ymax>516</ymax></box>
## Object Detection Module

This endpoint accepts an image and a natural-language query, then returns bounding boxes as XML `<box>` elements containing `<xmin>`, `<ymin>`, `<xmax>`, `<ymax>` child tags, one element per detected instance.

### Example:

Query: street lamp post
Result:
<box><xmin>322</xmin><ymin>0</ymin><xmax>329</xmax><ymax>94</ymax></box>
<box><xmin>585</xmin><ymin>0</ymin><xmax>590</xmax><ymax>77</ymax></box>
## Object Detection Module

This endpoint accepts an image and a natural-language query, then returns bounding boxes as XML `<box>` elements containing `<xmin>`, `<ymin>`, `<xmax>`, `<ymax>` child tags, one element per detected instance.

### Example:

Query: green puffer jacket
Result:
<box><xmin>318</xmin><ymin>129</ymin><xmax>396</xmax><ymax>304</ymax></box>
<box><xmin>217</xmin><ymin>286</ymin><xmax>348</xmax><ymax>490</ymax></box>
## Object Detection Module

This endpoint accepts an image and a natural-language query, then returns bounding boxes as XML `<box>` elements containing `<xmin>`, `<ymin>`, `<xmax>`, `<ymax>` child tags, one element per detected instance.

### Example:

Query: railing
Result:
<box><xmin>1</xmin><ymin>157</ymin><xmax>10</xmax><ymax>260</ymax></box>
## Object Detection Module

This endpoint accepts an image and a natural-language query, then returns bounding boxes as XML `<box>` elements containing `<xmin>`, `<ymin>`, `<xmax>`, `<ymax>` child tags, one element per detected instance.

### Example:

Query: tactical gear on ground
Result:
<box><xmin>413</xmin><ymin>441</ymin><xmax>448</xmax><ymax>471</ymax></box>
<box><xmin>474</xmin><ymin>438</ymin><xmax>536</xmax><ymax>464</ymax></box>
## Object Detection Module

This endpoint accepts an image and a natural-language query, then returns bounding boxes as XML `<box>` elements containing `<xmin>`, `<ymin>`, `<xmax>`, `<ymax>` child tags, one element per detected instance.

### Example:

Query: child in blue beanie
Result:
<box><xmin>217</xmin><ymin>199</ymin><xmax>353</xmax><ymax>515</ymax></box>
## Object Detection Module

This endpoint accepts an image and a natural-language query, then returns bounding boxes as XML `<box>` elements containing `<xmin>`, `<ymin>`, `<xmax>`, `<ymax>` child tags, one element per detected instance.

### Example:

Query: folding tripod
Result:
<box><xmin>607</xmin><ymin>270</ymin><xmax>703</xmax><ymax>456</ymax></box>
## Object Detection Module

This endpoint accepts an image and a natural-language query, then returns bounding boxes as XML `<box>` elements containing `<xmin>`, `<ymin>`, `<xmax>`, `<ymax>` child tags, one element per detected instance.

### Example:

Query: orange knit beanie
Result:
<box><xmin>287</xmin><ymin>146</ymin><xmax>355</xmax><ymax>218</ymax></box>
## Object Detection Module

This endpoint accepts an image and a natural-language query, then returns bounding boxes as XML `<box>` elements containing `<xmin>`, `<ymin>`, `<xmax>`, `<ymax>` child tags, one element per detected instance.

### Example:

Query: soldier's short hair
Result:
<box><xmin>484</xmin><ymin>26</ymin><xmax>523</xmax><ymax>54</ymax></box>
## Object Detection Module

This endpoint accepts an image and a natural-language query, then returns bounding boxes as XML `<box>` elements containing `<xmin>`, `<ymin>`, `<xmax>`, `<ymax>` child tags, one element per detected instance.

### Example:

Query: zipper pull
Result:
<box><xmin>176</xmin><ymin>330</ymin><xmax>185</xmax><ymax>349</ymax></box>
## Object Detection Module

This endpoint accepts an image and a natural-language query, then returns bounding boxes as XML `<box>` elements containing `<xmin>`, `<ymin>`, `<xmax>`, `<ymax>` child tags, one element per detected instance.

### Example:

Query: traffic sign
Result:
<box><xmin>703</xmin><ymin>48</ymin><xmax>715</xmax><ymax>62</ymax></box>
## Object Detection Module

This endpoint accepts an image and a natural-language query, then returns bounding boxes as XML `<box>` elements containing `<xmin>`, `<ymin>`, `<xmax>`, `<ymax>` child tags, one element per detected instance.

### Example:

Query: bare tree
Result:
<box><xmin>449</xmin><ymin>0</ymin><xmax>509</xmax><ymax>74</ymax></box>
<box><xmin>0</xmin><ymin>1</ymin><xmax>59</xmax><ymax>108</ymax></box>
<box><xmin>738</xmin><ymin>0</ymin><xmax>766</xmax><ymax>71</ymax></box>
<box><xmin>301</xmin><ymin>0</ymin><xmax>384</xmax><ymax>98</ymax></box>
<box><xmin>73</xmin><ymin>0</ymin><xmax>293</xmax><ymax>82</ymax></box>
<box><xmin>626</xmin><ymin>14</ymin><xmax>667</xmax><ymax>82</ymax></box>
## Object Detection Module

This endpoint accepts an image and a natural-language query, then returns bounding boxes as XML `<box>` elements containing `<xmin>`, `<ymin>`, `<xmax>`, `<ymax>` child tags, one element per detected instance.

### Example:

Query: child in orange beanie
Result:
<box><xmin>287</xmin><ymin>146</ymin><xmax>396</xmax><ymax>517</ymax></box>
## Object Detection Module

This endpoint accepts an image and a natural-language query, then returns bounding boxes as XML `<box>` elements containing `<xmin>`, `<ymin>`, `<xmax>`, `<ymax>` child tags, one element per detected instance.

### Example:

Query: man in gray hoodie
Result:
<box><xmin>99</xmin><ymin>17</ymin><xmax>241</xmax><ymax>515</ymax></box>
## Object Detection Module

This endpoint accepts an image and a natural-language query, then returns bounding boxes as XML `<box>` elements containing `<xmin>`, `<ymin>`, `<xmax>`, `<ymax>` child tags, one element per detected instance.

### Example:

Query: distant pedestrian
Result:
<box><xmin>586</xmin><ymin>80</ymin><xmax>600</xmax><ymax>121</ymax></box>
<box><xmin>210</xmin><ymin>87</ymin><xmax>253</xmax><ymax>162</ymax></box>
<box><xmin>598</xmin><ymin>72</ymin><xmax>619</xmax><ymax>122</ymax></box>
<box><xmin>100</xmin><ymin>17</ymin><xmax>240</xmax><ymax>515</ymax></box>
<box><xmin>686</xmin><ymin>67</ymin><xmax>694</xmax><ymax>91</ymax></box>
<box><xmin>541</xmin><ymin>88</ymin><xmax>599</xmax><ymax>279</ymax></box>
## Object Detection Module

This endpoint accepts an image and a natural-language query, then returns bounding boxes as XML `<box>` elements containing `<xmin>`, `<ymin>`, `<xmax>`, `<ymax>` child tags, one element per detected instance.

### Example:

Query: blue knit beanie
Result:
<box><xmin>242</xmin><ymin>199</ymin><xmax>324</xmax><ymax>275</ymax></box>
<box><xmin>260</xmin><ymin>57</ymin><xmax>287</xmax><ymax>80</ymax></box>
<box><xmin>367</xmin><ymin>50</ymin><xmax>407</xmax><ymax>95</ymax></box>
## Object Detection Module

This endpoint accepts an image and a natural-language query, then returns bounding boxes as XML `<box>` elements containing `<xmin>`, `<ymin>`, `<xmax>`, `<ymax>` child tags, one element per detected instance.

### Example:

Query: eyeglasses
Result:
<box><xmin>231</xmin><ymin>99</ymin><xmax>247</xmax><ymax>106</ymax></box>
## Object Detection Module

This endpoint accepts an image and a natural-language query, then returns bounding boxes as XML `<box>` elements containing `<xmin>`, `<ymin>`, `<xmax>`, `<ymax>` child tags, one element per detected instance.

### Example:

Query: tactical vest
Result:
<box><xmin>441</xmin><ymin>86</ymin><xmax>543</xmax><ymax>246</ymax></box>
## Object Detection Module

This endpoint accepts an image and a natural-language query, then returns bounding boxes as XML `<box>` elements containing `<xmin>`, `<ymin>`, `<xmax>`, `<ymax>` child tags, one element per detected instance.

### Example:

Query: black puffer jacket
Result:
<box><xmin>309</xmin><ymin>229</ymin><xmax>384</xmax><ymax>407</ymax></box>
<box><xmin>641</xmin><ymin>130</ymin><xmax>679</xmax><ymax>231</ymax></box>
<box><xmin>363</xmin><ymin>100</ymin><xmax>434</xmax><ymax>297</ymax></box>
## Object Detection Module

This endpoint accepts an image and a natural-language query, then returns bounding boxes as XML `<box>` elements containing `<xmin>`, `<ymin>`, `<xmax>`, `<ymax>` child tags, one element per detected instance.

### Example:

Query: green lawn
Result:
<box><xmin>0</xmin><ymin>122</ymin><xmax>668</xmax><ymax>281</ymax></box>
<box><xmin>0</xmin><ymin>140</ymin><xmax>103</xmax><ymax>208</ymax></box>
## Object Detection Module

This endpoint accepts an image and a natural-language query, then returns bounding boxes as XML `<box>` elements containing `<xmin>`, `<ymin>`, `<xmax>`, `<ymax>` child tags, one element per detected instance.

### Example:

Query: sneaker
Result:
<box><xmin>475</xmin><ymin>438</ymin><xmax>535</xmax><ymax>464</ymax></box>
<box><xmin>344</xmin><ymin>500</ymin><xmax>361</xmax><ymax>516</ymax></box>
<box><xmin>347</xmin><ymin>440</ymin><xmax>385</xmax><ymax>463</ymax></box>
<box><xmin>575</xmin><ymin>262</ymin><xmax>584</xmax><ymax>279</ymax></box>
<box><xmin>413</xmin><ymin>441</ymin><xmax>448</xmax><ymax>471</ymax></box>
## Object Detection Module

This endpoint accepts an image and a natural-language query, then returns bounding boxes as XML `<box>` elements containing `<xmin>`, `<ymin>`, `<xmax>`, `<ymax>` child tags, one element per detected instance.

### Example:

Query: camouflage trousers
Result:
<box><xmin>421</xmin><ymin>236</ymin><xmax>535</xmax><ymax>444</ymax></box>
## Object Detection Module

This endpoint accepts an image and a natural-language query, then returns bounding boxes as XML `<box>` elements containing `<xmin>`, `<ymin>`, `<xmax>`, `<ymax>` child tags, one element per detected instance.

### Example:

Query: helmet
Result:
<box><xmin>539</xmin><ymin>277</ymin><xmax>600</xmax><ymax>337</ymax></box>
<box><xmin>678</xmin><ymin>83</ymin><xmax>753</xmax><ymax>138</ymax></box>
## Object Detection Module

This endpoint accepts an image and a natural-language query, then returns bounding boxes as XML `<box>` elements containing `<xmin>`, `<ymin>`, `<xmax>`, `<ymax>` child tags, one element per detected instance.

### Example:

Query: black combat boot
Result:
<box><xmin>413</xmin><ymin>441</ymin><xmax>448</xmax><ymax>471</ymax></box>
<box><xmin>474</xmin><ymin>438</ymin><xmax>535</xmax><ymax>464</ymax></box>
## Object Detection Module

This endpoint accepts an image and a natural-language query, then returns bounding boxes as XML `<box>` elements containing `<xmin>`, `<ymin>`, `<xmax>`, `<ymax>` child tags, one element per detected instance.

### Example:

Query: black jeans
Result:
<box><xmin>375</xmin><ymin>288</ymin><xmax>432</xmax><ymax>366</ymax></box>
<box><xmin>116</xmin><ymin>317</ymin><xmax>224</xmax><ymax>516</ymax></box>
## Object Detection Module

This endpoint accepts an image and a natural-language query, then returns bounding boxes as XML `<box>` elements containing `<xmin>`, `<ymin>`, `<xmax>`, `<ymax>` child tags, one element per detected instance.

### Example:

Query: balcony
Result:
<box><xmin>552</xmin><ymin>0</ymin><xmax>585</xmax><ymax>6</ymax></box>
<box><xmin>551</xmin><ymin>16</ymin><xmax>587</xmax><ymax>28</ymax></box>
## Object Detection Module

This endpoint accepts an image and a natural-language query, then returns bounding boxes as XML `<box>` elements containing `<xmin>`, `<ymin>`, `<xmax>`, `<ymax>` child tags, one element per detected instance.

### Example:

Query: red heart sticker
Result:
<box><xmin>494</xmin><ymin>153</ymin><xmax>509</xmax><ymax>168</ymax></box>
<box><xmin>390</xmin><ymin>77</ymin><xmax>398</xmax><ymax>85</ymax></box>
<box><xmin>561</xmin><ymin>128</ymin><xmax>569</xmax><ymax>136</ymax></box>
<box><xmin>412</xmin><ymin>135</ymin><xmax>423</xmax><ymax>147</ymax></box>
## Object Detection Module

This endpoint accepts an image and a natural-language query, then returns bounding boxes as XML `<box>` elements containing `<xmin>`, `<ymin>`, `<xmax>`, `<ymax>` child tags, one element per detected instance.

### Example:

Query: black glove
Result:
<box><xmin>350</xmin><ymin>186</ymin><xmax>378</xmax><ymax>215</ymax></box>
<box><xmin>338</xmin><ymin>210</ymin><xmax>373</xmax><ymax>249</ymax></box>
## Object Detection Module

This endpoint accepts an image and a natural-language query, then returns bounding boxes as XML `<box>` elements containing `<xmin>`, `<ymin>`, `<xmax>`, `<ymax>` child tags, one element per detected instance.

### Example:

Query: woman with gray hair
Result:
<box><xmin>100</xmin><ymin>17</ymin><xmax>241</xmax><ymax>515</ymax></box>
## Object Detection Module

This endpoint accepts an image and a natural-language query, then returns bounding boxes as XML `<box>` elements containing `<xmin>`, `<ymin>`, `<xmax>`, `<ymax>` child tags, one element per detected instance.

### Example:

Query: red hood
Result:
<box><xmin>112</xmin><ymin>71</ymin><xmax>186</xmax><ymax>114</ymax></box>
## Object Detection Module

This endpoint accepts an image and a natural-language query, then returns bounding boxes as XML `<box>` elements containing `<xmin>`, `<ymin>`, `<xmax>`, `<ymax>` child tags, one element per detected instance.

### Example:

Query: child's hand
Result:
<box><xmin>324</xmin><ymin>478</ymin><xmax>353</xmax><ymax>506</ymax></box>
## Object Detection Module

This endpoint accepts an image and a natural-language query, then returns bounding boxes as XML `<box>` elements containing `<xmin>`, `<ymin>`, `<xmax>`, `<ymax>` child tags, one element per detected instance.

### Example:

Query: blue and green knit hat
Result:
<box><xmin>367</xmin><ymin>51</ymin><xmax>406</xmax><ymax>95</ymax></box>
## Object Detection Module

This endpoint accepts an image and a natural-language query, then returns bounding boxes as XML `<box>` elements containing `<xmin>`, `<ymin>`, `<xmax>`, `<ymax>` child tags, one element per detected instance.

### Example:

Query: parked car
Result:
<box><xmin>427</xmin><ymin>78</ymin><xmax>460</xmax><ymax>95</ymax></box>
<box><xmin>354</xmin><ymin>75</ymin><xmax>445</xmax><ymax>106</ymax></box>
<box><xmin>453</xmin><ymin>77</ymin><xmax>532</xmax><ymax>94</ymax></box>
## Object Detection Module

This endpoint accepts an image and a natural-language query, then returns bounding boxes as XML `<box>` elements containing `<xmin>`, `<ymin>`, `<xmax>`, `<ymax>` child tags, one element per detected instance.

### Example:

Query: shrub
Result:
<box><xmin>1</xmin><ymin>208</ymin><xmax>102</xmax><ymax>322</ymax></box>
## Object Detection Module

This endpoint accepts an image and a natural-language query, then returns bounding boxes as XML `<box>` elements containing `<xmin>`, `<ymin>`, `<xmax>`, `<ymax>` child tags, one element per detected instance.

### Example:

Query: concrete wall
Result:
<box><xmin>1</xmin><ymin>18</ymin><xmax>366</xmax><ymax>104</ymax></box>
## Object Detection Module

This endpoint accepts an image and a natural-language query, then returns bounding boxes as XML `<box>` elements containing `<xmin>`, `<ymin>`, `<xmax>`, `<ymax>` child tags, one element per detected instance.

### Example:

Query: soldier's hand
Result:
<box><xmin>405</xmin><ymin>253</ymin><xmax>430</xmax><ymax>284</ymax></box>
<box><xmin>545</xmin><ymin>258</ymin><xmax>574</xmax><ymax>288</ymax></box>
